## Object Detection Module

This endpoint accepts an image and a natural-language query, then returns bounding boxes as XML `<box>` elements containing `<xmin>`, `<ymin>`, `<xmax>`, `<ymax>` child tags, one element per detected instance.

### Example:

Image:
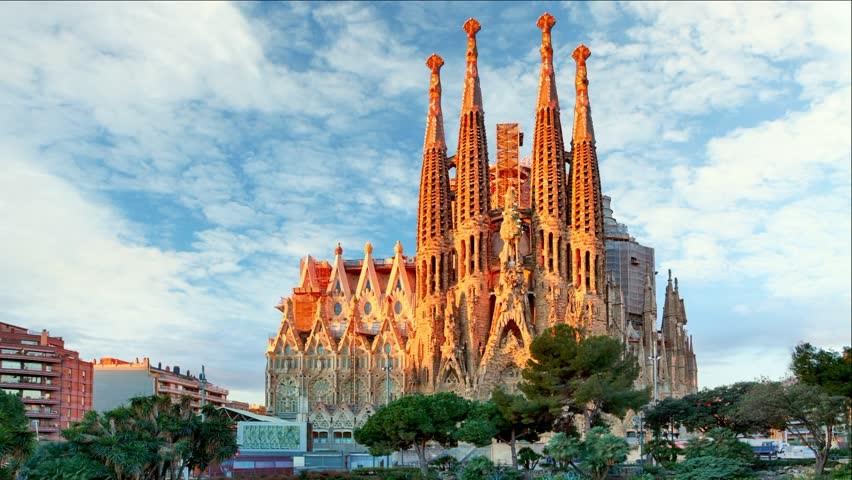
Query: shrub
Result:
<box><xmin>682</xmin><ymin>428</ymin><xmax>754</xmax><ymax>464</ymax></box>
<box><xmin>673</xmin><ymin>455</ymin><xmax>754</xmax><ymax>480</ymax></box>
<box><xmin>460</xmin><ymin>456</ymin><xmax>494</xmax><ymax>480</ymax></box>
<box><xmin>646</xmin><ymin>438</ymin><xmax>680</xmax><ymax>465</ymax></box>
<box><xmin>430</xmin><ymin>455</ymin><xmax>460</xmax><ymax>473</ymax></box>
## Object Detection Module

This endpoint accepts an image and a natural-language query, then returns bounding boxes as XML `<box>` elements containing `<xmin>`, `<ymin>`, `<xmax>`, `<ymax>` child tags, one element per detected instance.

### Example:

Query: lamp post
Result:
<box><xmin>649</xmin><ymin>337</ymin><xmax>660</xmax><ymax>404</ymax></box>
<box><xmin>382</xmin><ymin>344</ymin><xmax>393</xmax><ymax>467</ymax></box>
<box><xmin>199</xmin><ymin>365</ymin><xmax>207</xmax><ymax>421</ymax></box>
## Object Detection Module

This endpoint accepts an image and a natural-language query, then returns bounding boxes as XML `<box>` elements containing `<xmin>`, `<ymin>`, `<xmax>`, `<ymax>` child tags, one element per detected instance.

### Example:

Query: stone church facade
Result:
<box><xmin>265</xmin><ymin>14</ymin><xmax>697</xmax><ymax>441</ymax></box>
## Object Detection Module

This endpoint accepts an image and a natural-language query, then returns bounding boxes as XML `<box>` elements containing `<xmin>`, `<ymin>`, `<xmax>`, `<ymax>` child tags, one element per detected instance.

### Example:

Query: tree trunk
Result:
<box><xmin>815</xmin><ymin>425</ymin><xmax>833</xmax><ymax>475</ymax></box>
<box><xmin>510</xmin><ymin>429</ymin><xmax>518</xmax><ymax>469</ymax></box>
<box><xmin>415</xmin><ymin>442</ymin><xmax>429</xmax><ymax>477</ymax></box>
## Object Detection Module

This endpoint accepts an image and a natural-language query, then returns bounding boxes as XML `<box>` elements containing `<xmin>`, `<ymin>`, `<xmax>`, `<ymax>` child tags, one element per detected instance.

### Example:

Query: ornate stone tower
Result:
<box><xmin>410</xmin><ymin>54</ymin><xmax>453</xmax><ymax>389</ymax></box>
<box><xmin>450</xmin><ymin>18</ymin><xmax>492</xmax><ymax>381</ymax></box>
<box><xmin>530</xmin><ymin>12</ymin><xmax>570</xmax><ymax>334</ymax></box>
<box><xmin>568</xmin><ymin>43</ymin><xmax>607</xmax><ymax>334</ymax></box>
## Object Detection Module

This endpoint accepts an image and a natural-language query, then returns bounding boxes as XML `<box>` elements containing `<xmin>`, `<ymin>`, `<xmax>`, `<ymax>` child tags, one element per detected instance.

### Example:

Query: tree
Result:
<box><xmin>645</xmin><ymin>438</ymin><xmax>679</xmax><ymax>465</ymax></box>
<box><xmin>0</xmin><ymin>391</ymin><xmax>36</xmax><ymax>480</ymax></box>
<box><xmin>544</xmin><ymin>427</ymin><xmax>628</xmax><ymax>480</ymax></box>
<box><xmin>740</xmin><ymin>381</ymin><xmax>847</xmax><ymax>474</ymax></box>
<box><xmin>457</xmin><ymin>389</ymin><xmax>553</xmax><ymax>469</ymax></box>
<box><xmin>35</xmin><ymin>395</ymin><xmax>236</xmax><ymax>480</ymax></box>
<box><xmin>682</xmin><ymin>427</ymin><xmax>754</xmax><ymax>464</ymax></box>
<box><xmin>517</xmin><ymin>447</ymin><xmax>542</xmax><ymax>476</ymax></box>
<box><xmin>354</xmin><ymin>392</ymin><xmax>473</xmax><ymax>477</ymax></box>
<box><xmin>643</xmin><ymin>397</ymin><xmax>692</xmax><ymax>438</ymax></box>
<box><xmin>21</xmin><ymin>442</ymin><xmax>110</xmax><ymax>480</ymax></box>
<box><xmin>520</xmin><ymin>324</ymin><xmax>649</xmax><ymax>429</ymax></box>
<box><xmin>676</xmin><ymin>382</ymin><xmax>778</xmax><ymax>435</ymax></box>
<box><xmin>791</xmin><ymin>343</ymin><xmax>852</xmax><ymax>399</ymax></box>
<box><xmin>460</xmin><ymin>456</ymin><xmax>494</xmax><ymax>480</ymax></box>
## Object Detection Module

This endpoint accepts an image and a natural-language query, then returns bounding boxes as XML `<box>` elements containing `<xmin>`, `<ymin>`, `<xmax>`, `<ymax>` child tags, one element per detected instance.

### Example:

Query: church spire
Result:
<box><xmin>454</xmin><ymin>17</ymin><xmax>490</xmax><ymax>279</ymax></box>
<box><xmin>568</xmin><ymin>43</ymin><xmax>605</xmax><ymax>296</ymax></box>
<box><xmin>416</xmin><ymin>54</ymin><xmax>452</xmax><ymax>299</ymax></box>
<box><xmin>423</xmin><ymin>54</ymin><xmax>446</xmax><ymax>150</ymax></box>
<box><xmin>571</xmin><ymin>44</ymin><xmax>595</xmax><ymax>142</ymax></box>
<box><xmin>530</xmin><ymin>12</ymin><xmax>570</xmax><ymax>332</ymax></box>
<box><xmin>536</xmin><ymin>12</ymin><xmax>559</xmax><ymax>110</ymax></box>
<box><xmin>461</xmin><ymin>18</ymin><xmax>484</xmax><ymax>113</ymax></box>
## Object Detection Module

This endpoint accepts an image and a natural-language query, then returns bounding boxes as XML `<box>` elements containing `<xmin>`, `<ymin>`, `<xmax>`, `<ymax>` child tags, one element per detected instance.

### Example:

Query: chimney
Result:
<box><xmin>173</xmin><ymin>366</ymin><xmax>180</xmax><ymax>375</ymax></box>
<box><xmin>40</xmin><ymin>329</ymin><xmax>49</xmax><ymax>346</ymax></box>
<box><xmin>157</xmin><ymin>362</ymin><xmax>162</xmax><ymax>370</ymax></box>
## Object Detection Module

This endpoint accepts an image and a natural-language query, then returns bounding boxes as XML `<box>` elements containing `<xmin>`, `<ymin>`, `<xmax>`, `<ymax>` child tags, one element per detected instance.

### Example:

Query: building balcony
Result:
<box><xmin>0</xmin><ymin>381</ymin><xmax>60</xmax><ymax>391</ymax></box>
<box><xmin>26</xmin><ymin>409</ymin><xmax>59</xmax><ymax>419</ymax></box>
<box><xmin>21</xmin><ymin>397</ymin><xmax>59</xmax><ymax>405</ymax></box>
<box><xmin>0</xmin><ymin>367</ymin><xmax>60</xmax><ymax>377</ymax></box>
<box><xmin>0</xmin><ymin>352</ymin><xmax>61</xmax><ymax>363</ymax></box>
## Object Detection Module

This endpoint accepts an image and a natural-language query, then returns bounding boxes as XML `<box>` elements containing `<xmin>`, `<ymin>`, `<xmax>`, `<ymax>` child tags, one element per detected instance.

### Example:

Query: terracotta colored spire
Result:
<box><xmin>568</xmin><ymin>42</ymin><xmax>605</xmax><ymax>295</ymax></box>
<box><xmin>416</xmin><ymin>54</ymin><xmax>452</xmax><ymax>298</ymax></box>
<box><xmin>454</xmin><ymin>17</ymin><xmax>490</xmax><ymax>244</ymax></box>
<box><xmin>424</xmin><ymin>54</ymin><xmax>446</xmax><ymax>150</ymax></box>
<box><xmin>461</xmin><ymin>18</ymin><xmax>483</xmax><ymax>113</ymax></box>
<box><xmin>536</xmin><ymin>12</ymin><xmax>559</xmax><ymax>110</ymax></box>
<box><xmin>571</xmin><ymin>44</ymin><xmax>595</xmax><ymax>143</ymax></box>
<box><xmin>530</xmin><ymin>13</ymin><xmax>568</xmax><ymax>278</ymax></box>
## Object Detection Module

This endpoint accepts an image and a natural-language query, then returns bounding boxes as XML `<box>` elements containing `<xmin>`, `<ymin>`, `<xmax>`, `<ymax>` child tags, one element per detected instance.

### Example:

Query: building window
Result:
<box><xmin>333</xmin><ymin>302</ymin><xmax>343</xmax><ymax>316</ymax></box>
<box><xmin>364</xmin><ymin>302</ymin><xmax>372</xmax><ymax>315</ymax></box>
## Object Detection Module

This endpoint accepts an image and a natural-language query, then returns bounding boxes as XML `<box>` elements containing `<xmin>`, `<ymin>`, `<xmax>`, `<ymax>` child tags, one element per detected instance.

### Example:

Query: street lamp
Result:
<box><xmin>382</xmin><ymin>343</ymin><xmax>393</xmax><ymax>467</ymax></box>
<box><xmin>648</xmin><ymin>337</ymin><xmax>661</xmax><ymax>404</ymax></box>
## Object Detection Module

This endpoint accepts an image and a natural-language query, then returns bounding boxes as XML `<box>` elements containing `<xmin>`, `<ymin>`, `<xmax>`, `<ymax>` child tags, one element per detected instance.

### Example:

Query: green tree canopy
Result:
<box><xmin>457</xmin><ymin>388</ymin><xmax>553</xmax><ymax>468</ymax></box>
<box><xmin>544</xmin><ymin>427</ymin><xmax>628</xmax><ymax>480</ymax></box>
<box><xmin>520</xmin><ymin>324</ymin><xmax>649</xmax><ymax>429</ymax></box>
<box><xmin>28</xmin><ymin>395</ymin><xmax>236</xmax><ymax>480</ymax></box>
<box><xmin>740</xmin><ymin>381</ymin><xmax>848</xmax><ymax>474</ymax></box>
<box><xmin>0</xmin><ymin>391</ymin><xmax>36</xmax><ymax>480</ymax></box>
<box><xmin>792</xmin><ymin>342</ymin><xmax>852</xmax><ymax>399</ymax></box>
<box><xmin>354</xmin><ymin>392</ymin><xmax>472</xmax><ymax>476</ymax></box>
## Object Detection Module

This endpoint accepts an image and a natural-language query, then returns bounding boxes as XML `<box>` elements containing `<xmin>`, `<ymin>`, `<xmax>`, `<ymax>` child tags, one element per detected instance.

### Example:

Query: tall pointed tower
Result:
<box><xmin>410</xmin><ymin>54</ymin><xmax>453</xmax><ymax>389</ymax></box>
<box><xmin>568</xmin><ymin>43</ymin><xmax>607</xmax><ymax>334</ymax></box>
<box><xmin>452</xmin><ymin>18</ymin><xmax>492</xmax><ymax>376</ymax></box>
<box><xmin>530</xmin><ymin>12</ymin><xmax>570</xmax><ymax>333</ymax></box>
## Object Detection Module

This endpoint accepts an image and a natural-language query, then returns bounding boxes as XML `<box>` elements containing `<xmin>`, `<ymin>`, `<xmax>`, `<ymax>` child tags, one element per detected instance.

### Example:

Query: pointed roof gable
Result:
<box><xmin>355</xmin><ymin>242</ymin><xmax>383</xmax><ymax>299</ymax></box>
<box><xmin>297</xmin><ymin>255</ymin><xmax>320</xmax><ymax>292</ymax></box>
<box><xmin>337</xmin><ymin>316</ymin><xmax>371</xmax><ymax>354</ymax></box>
<box><xmin>326</xmin><ymin>243</ymin><xmax>353</xmax><ymax>299</ymax></box>
<box><xmin>268</xmin><ymin>299</ymin><xmax>304</xmax><ymax>354</ymax></box>
<box><xmin>370</xmin><ymin>314</ymin><xmax>405</xmax><ymax>355</ymax></box>
<box><xmin>304</xmin><ymin>299</ymin><xmax>337</xmax><ymax>352</ymax></box>
<box><xmin>384</xmin><ymin>241</ymin><xmax>414</xmax><ymax>299</ymax></box>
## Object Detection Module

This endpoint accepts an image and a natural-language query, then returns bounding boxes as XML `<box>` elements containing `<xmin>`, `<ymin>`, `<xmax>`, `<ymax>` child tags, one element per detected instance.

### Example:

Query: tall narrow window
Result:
<box><xmin>585</xmin><ymin>251</ymin><xmax>591</xmax><ymax>290</ymax></box>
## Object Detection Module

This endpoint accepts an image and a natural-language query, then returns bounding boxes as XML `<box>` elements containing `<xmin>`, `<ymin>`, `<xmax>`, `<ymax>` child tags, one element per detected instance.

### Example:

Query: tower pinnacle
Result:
<box><xmin>536</xmin><ymin>12</ymin><xmax>559</xmax><ymax>110</ymax></box>
<box><xmin>572</xmin><ymin>44</ymin><xmax>595</xmax><ymax>143</ymax></box>
<box><xmin>424</xmin><ymin>54</ymin><xmax>446</xmax><ymax>150</ymax></box>
<box><xmin>461</xmin><ymin>18</ymin><xmax>483</xmax><ymax>113</ymax></box>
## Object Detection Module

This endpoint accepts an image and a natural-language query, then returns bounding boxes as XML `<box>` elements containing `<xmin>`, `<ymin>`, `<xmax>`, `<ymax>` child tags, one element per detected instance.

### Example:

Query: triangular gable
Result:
<box><xmin>326</xmin><ymin>243</ymin><xmax>353</xmax><ymax>299</ymax></box>
<box><xmin>304</xmin><ymin>300</ymin><xmax>337</xmax><ymax>352</ymax></box>
<box><xmin>370</xmin><ymin>314</ymin><xmax>405</xmax><ymax>355</ymax></box>
<box><xmin>297</xmin><ymin>255</ymin><xmax>320</xmax><ymax>291</ymax></box>
<box><xmin>355</xmin><ymin>242</ymin><xmax>383</xmax><ymax>300</ymax></box>
<box><xmin>268</xmin><ymin>299</ymin><xmax>304</xmax><ymax>354</ymax></box>
<box><xmin>384</xmin><ymin>240</ymin><xmax>414</xmax><ymax>300</ymax></box>
<box><xmin>337</xmin><ymin>316</ymin><xmax>371</xmax><ymax>354</ymax></box>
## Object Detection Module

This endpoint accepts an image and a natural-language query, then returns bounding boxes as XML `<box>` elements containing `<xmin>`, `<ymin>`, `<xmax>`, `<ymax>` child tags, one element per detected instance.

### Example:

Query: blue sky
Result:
<box><xmin>1</xmin><ymin>2</ymin><xmax>849</xmax><ymax>404</ymax></box>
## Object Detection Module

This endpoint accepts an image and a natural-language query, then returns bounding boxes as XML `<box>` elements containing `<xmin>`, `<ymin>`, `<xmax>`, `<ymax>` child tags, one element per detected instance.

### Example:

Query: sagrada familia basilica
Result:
<box><xmin>265</xmin><ymin>14</ymin><xmax>698</xmax><ymax>438</ymax></box>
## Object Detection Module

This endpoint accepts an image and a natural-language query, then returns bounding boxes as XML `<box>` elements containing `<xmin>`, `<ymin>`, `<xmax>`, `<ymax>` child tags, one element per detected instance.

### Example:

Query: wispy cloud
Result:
<box><xmin>0</xmin><ymin>2</ymin><xmax>849</xmax><ymax>402</ymax></box>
